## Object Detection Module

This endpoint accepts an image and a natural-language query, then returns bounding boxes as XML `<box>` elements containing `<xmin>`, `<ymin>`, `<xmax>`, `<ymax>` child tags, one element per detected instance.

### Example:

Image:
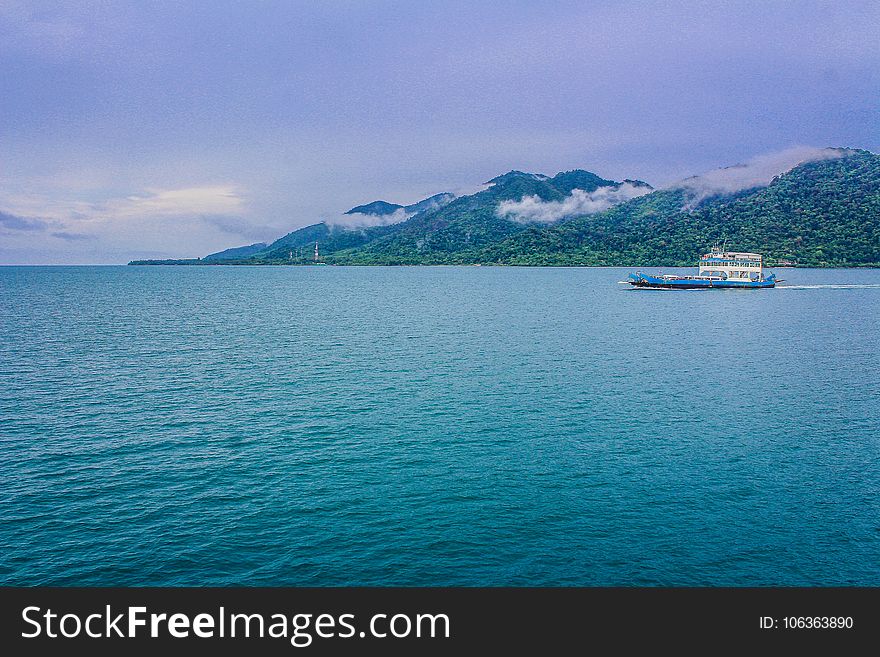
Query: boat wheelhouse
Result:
<box><xmin>627</xmin><ymin>247</ymin><xmax>776</xmax><ymax>289</ymax></box>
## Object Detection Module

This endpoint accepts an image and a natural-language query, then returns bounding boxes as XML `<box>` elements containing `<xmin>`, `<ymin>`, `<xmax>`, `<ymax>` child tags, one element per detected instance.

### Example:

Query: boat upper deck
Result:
<box><xmin>700</xmin><ymin>251</ymin><xmax>762</xmax><ymax>262</ymax></box>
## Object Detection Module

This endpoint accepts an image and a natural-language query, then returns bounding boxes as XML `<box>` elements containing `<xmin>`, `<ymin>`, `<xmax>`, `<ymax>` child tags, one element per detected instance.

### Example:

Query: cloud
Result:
<box><xmin>95</xmin><ymin>185</ymin><xmax>244</xmax><ymax>219</ymax></box>
<box><xmin>672</xmin><ymin>146</ymin><xmax>855</xmax><ymax>209</ymax></box>
<box><xmin>200</xmin><ymin>214</ymin><xmax>277</xmax><ymax>241</ymax></box>
<box><xmin>1</xmin><ymin>184</ymin><xmax>258</xmax><ymax>260</ymax></box>
<box><xmin>0</xmin><ymin>2</ymin><xmax>86</xmax><ymax>55</ymax></box>
<box><xmin>495</xmin><ymin>182</ymin><xmax>652</xmax><ymax>223</ymax></box>
<box><xmin>0</xmin><ymin>1</ymin><xmax>133</xmax><ymax>61</ymax></box>
<box><xmin>0</xmin><ymin>210</ymin><xmax>50</xmax><ymax>231</ymax></box>
<box><xmin>325</xmin><ymin>207</ymin><xmax>412</xmax><ymax>228</ymax></box>
<box><xmin>453</xmin><ymin>182</ymin><xmax>495</xmax><ymax>197</ymax></box>
<box><xmin>1</xmin><ymin>185</ymin><xmax>246</xmax><ymax>225</ymax></box>
<box><xmin>51</xmin><ymin>231</ymin><xmax>95</xmax><ymax>241</ymax></box>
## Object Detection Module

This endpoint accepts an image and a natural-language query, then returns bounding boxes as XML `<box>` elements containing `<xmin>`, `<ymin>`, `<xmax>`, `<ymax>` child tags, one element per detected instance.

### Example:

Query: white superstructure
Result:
<box><xmin>698</xmin><ymin>246</ymin><xmax>764</xmax><ymax>282</ymax></box>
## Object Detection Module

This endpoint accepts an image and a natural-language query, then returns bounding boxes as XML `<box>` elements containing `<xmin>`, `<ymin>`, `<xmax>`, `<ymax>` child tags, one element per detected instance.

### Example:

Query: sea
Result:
<box><xmin>1</xmin><ymin>265</ymin><xmax>878</xmax><ymax>586</ymax></box>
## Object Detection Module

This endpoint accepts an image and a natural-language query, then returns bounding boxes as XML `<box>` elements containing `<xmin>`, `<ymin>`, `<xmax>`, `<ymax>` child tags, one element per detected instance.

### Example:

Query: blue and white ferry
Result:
<box><xmin>628</xmin><ymin>247</ymin><xmax>776</xmax><ymax>289</ymax></box>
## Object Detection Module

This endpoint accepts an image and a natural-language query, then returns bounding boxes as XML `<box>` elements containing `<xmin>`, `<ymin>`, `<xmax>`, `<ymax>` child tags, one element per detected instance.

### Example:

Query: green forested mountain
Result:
<box><xmin>203</xmin><ymin>242</ymin><xmax>267</xmax><ymax>260</ymax></box>
<box><xmin>327</xmin><ymin>169</ymin><xmax>634</xmax><ymax>264</ymax></box>
<box><xmin>255</xmin><ymin>222</ymin><xmax>333</xmax><ymax>261</ymax></box>
<box><xmin>344</xmin><ymin>200</ymin><xmax>404</xmax><ymax>216</ymax></box>
<box><xmin>129</xmin><ymin>149</ymin><xmax>880</xmax><ymax>267</ymax></box>
<box><xmin>402</xmin><ymin>192</ymin><xmax>456</xmax><ymax>215</ymax></box>
<box><xmin>254</xmin><ymin>221</ymin><xmax>398</xmax><ymax>263</ymax></box>
<box><xmin>468</xmin><ymin>150</ymin><xmax>880</xmax><ymax>267</ymax></box>
<box><xmin>344</xmin><ymin>192</ymin><xmax>455</xmax><ymax>217</ymax></box>
<box><xmin>243</xmin><ymin>191</ymin><xmax>458</xmax><ymax>263</ymax></box>
<box><xmin>228</xmin><ymin>170</ymin><xmax>632</xmax><ymax>264</ymax></box>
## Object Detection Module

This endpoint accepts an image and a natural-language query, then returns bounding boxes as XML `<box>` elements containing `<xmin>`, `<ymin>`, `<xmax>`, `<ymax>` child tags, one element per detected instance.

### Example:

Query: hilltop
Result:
<box><xmin>129</xmin><ymin>148</ymin><xmax>880</xmax><ymax>267</ymax></box>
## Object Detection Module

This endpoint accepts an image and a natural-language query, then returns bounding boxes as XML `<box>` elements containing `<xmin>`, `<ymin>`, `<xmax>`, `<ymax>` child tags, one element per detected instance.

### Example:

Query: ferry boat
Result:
<box><xmin>627</xmin><ymin>247</ymin><xmax>776</xmax><ymax>289</ymax></box>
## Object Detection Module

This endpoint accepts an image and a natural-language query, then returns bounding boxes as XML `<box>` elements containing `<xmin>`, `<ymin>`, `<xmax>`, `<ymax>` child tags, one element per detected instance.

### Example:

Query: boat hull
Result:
<box><xmin>628</xmin><ymin>273</ymin><xmax>775</xmax><ymax>289</ymax></box>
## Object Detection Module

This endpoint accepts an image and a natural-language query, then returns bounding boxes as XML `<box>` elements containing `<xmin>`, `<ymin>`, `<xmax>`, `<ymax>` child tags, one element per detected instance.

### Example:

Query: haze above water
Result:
<box><xmin>1</xmin><ymin>266</ymin><xmax>878</xmax><ymax>585</ymax></box>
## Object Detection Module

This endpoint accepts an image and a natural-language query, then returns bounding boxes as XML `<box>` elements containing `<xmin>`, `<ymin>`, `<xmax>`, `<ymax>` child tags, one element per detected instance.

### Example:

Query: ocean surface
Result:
<box><xmin>1</xmin><ymin>265</ymin><xmax>878</xmax><ymax>586</ymax></box>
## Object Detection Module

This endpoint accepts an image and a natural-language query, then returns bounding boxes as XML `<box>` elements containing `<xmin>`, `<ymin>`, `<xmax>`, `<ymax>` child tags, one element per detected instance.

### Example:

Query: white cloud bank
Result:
<box><xmin>98</xmin><ymin>185</ymin><xmax>245</xmax><ymax>218</ymax></box>
<box><xmin>1</xmin><ymin>184</ymin><xmax>245</xmax><ymax>226</ymax></box>
<box><xmin>496</xmin><ymin>182</ymin><xmax>652</xmax><ymax>224</ymax></box>
<box><xmin>0</xmin><ymin>184</ymin><xmax>262</xmax><ymax>261</ymax></box>
<box><xmin>325</xmin><ymin>207</ymin><xmax>412</xmax><ymax>229</ymax></box>
<box><xmin>672</xmin><ymin>146</ymin><xmax>854</xmax><ymax>208</ymax></box>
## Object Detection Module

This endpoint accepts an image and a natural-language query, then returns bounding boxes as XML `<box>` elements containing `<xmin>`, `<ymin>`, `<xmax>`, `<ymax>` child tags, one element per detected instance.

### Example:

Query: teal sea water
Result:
<box><xmin>1</xmin><ymin>265</ymin><xmax>878</xmax><ymax>586</ymax></box>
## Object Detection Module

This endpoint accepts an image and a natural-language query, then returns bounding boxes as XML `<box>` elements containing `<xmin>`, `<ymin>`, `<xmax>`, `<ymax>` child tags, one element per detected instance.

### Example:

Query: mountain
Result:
<box><xmin>468</xmin><ymin>149</ymin><xmax>880</xmax><ymax>267</ymax></box>
<box><xmin>485</xmin><ymin>171</ymin><xmax>550</xmax><ymax>185</ymax></box>
<box><xmin>129</xmin><ymin>149</ymin><xmax>880</xmax><ymax>267</ymax></box>
<box><xmin>344</xmin><ymin>200</ymin><xmax>403</xmax><ymax>216</ymax></box>
<box><xmin>344</xmin><ymin>193</ymin><xmax>456</xmax><ymax>217</ymax></box>
<box><xmin>203</xmin><ymin>242</ymin><xmax>267</xmax><ymax>260</ymax></box>
<box><xmin>256</xmin><ymin>222</ymin><xmax>332</xmax><ymax>259</ymax></box>
<box><xmin>325</xmin><ymin>170</ymin><xmax>636</xmax><ymax>264</ymax></box>
<box><xmin>404</xmin><ymin>192</ymin><xmax>455</xmax><ymax>215</ymax></box>
<box><xmin>242</xmin><ymin>191</ymin><xmax>457</xmax><ymax>262</ymax></box>
<box><xmin>253</xmin><ymin>221</ymin><xmax>399</xmax><ymax>262</ymax></box>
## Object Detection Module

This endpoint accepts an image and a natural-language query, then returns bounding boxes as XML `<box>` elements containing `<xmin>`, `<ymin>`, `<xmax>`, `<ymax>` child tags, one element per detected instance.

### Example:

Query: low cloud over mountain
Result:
<box><xmin>672</xmin><ymin>146</ymin><xmax>855</xmax><ymax>209</ymax></box>
<box><xmin>496</xmin><ymin>181</ymin><xmax>653</xmax><ymax>223</ymax></box>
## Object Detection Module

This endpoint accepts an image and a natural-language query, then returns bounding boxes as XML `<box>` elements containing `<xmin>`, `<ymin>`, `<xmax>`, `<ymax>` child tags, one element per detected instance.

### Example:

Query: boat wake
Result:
<box><xmin>777</xmin><ymin>284</ymin><xmax>880</xmax><ymax>290</ymax></box>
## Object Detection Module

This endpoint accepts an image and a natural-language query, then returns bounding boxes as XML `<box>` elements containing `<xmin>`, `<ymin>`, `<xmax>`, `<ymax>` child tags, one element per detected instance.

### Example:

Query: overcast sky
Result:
<box><xmin>2</xmin><ymin>0</ymin><xmax>878</xmax><ymax>263</ymax></box>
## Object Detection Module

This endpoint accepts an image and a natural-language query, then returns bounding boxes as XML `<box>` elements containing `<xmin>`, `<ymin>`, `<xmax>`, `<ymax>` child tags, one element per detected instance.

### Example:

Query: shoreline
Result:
<box><xmin>126</xmin><ymin>261</ymin><xmax>880</xmax><ymax>269</ymax></box>
<box><xmin>3</xmin><ymin>262</ymin><xmax>880</xmax><ymax>269</ymax></box>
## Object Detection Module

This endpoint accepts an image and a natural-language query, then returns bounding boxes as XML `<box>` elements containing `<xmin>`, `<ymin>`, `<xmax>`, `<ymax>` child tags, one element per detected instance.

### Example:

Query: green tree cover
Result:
<box><xmin>235</xmin><ymin>169</ymin><xmax>621</xmax><ymax>265</ymax></box>
<box><xmin>329</xmin><ymin>151</ymin><xmax>880</xmax><ymax>267</ymax></box>
<box><xmin>203</xmin><ymin>242</ymin><xmax>268</xmax><ymax>260</ymax></box>
<box><xmin>254</xmin><ymin>222</ymin><xmax>401</xmax><ymax>262</ymax></box>
<box><xmin>321</xmin><ymin>169</ymin><xmax>624</xmax><ymax>263</ymax></box>
<box><xmin>128</xmin><ymin>258</ymin><xmax>203</xmax><ymax>265</ymax></box>
<box><xmin>129</xmin><ymin>152</ymin><xmax>880</xmax><ymax>267</ymax></box>
<box><xmin>344</xmin><ymin>200</ymin><xmax>404</xmax><ymax>216</ymax></box>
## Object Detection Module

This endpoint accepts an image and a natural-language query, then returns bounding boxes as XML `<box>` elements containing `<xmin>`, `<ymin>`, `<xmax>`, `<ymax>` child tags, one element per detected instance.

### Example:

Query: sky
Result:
<box><xmin>1</xmin><ymin>0</ymin><xmax>878</xmax><ymax>264</ymax></box>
